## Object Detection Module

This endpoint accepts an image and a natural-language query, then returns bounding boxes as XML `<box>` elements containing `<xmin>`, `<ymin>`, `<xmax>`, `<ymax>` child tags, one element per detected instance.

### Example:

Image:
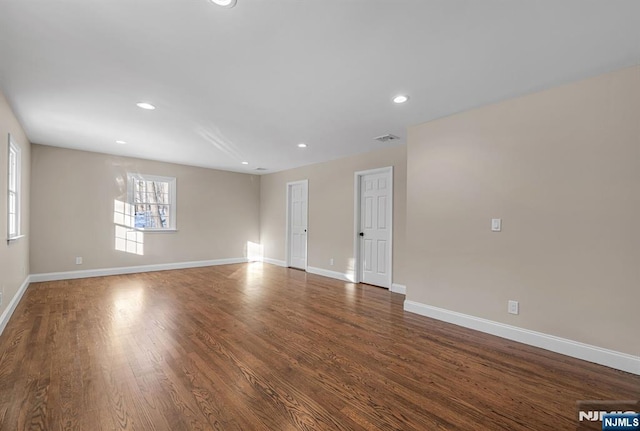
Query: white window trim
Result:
<box><xmin>127</xmin><ymin>173</ymin><xmax>177</xmax><ymax>232</ymax></box>
<box><xmin>7</xmin><ymin>134</ymin><xmax>22</xmax><ymax>242</ymax></box>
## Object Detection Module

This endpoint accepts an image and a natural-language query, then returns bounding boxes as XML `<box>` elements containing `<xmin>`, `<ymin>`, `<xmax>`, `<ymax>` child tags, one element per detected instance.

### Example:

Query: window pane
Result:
<box><xmin>135</xmin><ymin>211</ymin><xmax>147</xmax><ymax>228</ymax></box>
<box><xmin>9</xmin><ymin>214</ymin><xmax>16</xmax><ymax>236</ymax></box>
<box><xmin>134</xmin><ymin>204</ymin><xmax>170</xmax><ymax>228</ymax></box>
<box><xmin>8</xmin><ymin>151</ymin><xmax>16</xmax><ymax>191</ymax></box>
<box><xmin>9</xmin><ymin>192</ymin><xmax>16</xmax><ymax>213</ymax></box>
<box><xmin>134</xmin><ymin>181</ymin><xmax>170</xmax><ymax>205</ymax></box>
<box><xmin>158</xmin><ymin>204</ymin><xmax>169</xmax><ymax>228</ymax></box>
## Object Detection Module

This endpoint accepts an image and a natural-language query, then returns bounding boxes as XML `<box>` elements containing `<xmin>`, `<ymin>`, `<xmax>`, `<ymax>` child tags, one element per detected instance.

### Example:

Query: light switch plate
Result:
<box><xmin>491</xmin><ymin>218</ymin><xmax>502</xmax><ymax>232</ymax></box>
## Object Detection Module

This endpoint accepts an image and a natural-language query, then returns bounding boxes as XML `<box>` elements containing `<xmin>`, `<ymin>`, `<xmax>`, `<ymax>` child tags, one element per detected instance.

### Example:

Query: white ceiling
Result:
<box><xmin>0</xmin><ymin>1</ymin><xmax>638</xmax><ymax>174</ymax></box>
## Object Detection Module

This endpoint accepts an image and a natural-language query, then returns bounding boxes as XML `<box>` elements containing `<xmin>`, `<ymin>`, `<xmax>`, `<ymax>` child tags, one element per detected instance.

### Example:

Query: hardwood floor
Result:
<box><xmin>0</xmin><ymin>263</ymin><xmax>637</xmax><ymax>430</ymax></box>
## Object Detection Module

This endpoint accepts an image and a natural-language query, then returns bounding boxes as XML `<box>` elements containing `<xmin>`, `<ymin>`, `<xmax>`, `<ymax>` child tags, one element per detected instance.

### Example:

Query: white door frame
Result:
<box><xmin>285</xmin><ymin>179</ymin><xmax>309</xmax><ymax>269</ymax></box>
<box><xmin>353</xmin><ymin>166</ymin><xmax>393</xmax><ymax>287</ymax></box>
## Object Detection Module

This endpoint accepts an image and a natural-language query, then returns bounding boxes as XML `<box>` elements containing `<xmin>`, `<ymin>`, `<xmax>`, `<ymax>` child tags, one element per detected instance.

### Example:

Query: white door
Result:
<box><xmin>287</xmin><ymin>181</ymin><xmax>308</xmax><ymax>270</ymax></box>
<box><xmin>359</xmin><ymin>169</ymin><xmax>392</xmax><ymax>288</ymax></box>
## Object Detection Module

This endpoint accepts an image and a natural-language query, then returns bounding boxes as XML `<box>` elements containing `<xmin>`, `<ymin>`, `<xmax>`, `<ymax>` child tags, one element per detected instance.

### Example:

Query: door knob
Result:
<box><xmin>359</xmin><ymin>232</ymin><xmax>364</xmax><ymax>236</ymax></box>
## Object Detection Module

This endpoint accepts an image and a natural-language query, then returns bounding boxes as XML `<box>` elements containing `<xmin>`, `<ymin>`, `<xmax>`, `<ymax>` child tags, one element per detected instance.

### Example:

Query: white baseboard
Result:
<box><xmin>404</xmin><ymin>300</ymin><xmax>640</xmax><ymax>376</ymax></box>
<box><xmin>0</xmin><ymin>275</ymin><xmax>30</xmax><ymax>336</ymax></box>
<box><xmin>30</xmin><ymin>258</ymin><xmax>248</xmax><ymax>283</ymax></box>
<box><xmin>391</xmin><ymin>283</ymin><xmax>406</xmax><ymax>295</ymax></box>
<box><xmin>306</xmin><ymin>266</ymin><xmax>355</xmax><ymax>283</ymax></box>
<box><xmin>305</xmin><ymin>267</ymin><xmax>403</xmax><ymax>291</ymax></box>
<box><xmin>262</xmin><ymin>258</ymin><xmax>286</xmax><ymax>267</ymax></box>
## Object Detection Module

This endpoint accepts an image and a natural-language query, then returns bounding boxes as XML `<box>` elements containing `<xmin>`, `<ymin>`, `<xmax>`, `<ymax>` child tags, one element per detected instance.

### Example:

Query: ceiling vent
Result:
<box><xmin>374</xmin><ymin>134</ymin><xmax>400</xmax><ymax>143</ymax></box>
<box><xmin>255</xmin><ymin>167</ymin><xmax>268</xmax><ymax>171</ymax></box>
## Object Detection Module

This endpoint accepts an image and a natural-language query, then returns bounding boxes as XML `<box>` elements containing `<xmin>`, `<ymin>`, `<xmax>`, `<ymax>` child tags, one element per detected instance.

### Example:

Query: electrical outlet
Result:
<box><xmin>329</xmin><ymin>258</ymin><xmax>334</xmax><ymax>266</ymax></box>
<box><xmin>508</xmin><ymin>300</ymin><xmax>519</xmax><ymax>315</ymax></box>
<box><xmin>0</xmin><ymin>286</ymin><xmax>3</xmax><ymax>306</ymax></box>
<box><xmin>75</xmin><ymin>257</ymin><xmax>83</xmax><ymax>265</ymax></box>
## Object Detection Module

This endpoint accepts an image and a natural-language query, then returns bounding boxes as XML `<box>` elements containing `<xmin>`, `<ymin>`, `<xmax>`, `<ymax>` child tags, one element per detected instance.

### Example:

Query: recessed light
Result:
<box><xmin>136</xmin><ymin>102</ymin><xmax>156</xmax><ymax>110</ymax></box>
<box><xmin>116</xmin><ymin>140</ymin><xmax>127</xmax><ymax>145</ymax></box>
<box><xmin>297</xmin><ymin>143</ymin><xmax>307</xmax><ymax>148</ymax></box>
<box><xmin>241</xmin><ymin>161</ymin><xmax>249</xmax><ymax>165</ymax></box>
<box><xmin>210</xmin><ymin>0</ymin><xmax>237</xmax><ymax>7</ymax></box>
<box><xmin>393</xmin><ymin>95</ymin><xmax>409</xmax><ymax>104</ymax></box>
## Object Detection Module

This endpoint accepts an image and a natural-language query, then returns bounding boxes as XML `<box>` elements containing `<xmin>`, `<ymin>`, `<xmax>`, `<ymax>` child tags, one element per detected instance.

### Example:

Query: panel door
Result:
<box><xmin>289</xmin><ymin>182</ymin><xmax>308</xmax><ymax>270</ymax></box>
<box><xmin>360</xmin><ymin>172</ymin><xmax>391</xmax><ymax>287</ymax></box>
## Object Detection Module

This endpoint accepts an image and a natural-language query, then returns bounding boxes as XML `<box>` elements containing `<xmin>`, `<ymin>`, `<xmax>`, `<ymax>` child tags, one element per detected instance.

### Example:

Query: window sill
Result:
<box><xmin>134</xmin><ymin>229</ymin><xmax>178</xmax><ymax>233</ymax></box>
<box><xmin>7</xmin><ymin>234</ymin><xmax>25</xmax><ymax>243</ymax></box>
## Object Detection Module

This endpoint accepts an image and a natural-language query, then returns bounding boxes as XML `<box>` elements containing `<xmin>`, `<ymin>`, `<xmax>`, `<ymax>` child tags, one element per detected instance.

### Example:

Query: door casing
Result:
<box><xmin>285</xmin><ymin>179</ymin><xmax>309</xmax><ymax>270</ymax></box>
<box><xmin>353</xmin><ymin>166</ymin><xmax>393</xmax><ymax>287</ymax></box>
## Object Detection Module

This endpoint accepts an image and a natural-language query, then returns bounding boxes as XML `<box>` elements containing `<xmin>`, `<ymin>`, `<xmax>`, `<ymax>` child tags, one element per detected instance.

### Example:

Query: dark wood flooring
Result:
<box><xmin>0</xmin><ymin>263</ymin><xmax>637</xmax><ymax>430</ymax></box>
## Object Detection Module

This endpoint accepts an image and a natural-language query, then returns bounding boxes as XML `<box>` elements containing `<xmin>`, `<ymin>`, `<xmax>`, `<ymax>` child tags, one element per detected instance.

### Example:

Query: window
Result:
<box><xmin>127</xmin><ymin>173</ymin><xmax>176</xmax><ymax>231</ymax></box>
<box><xmin>7</xmin><ymin>135</ymin><xmax>21</xmax><ymax>240</ymax></box>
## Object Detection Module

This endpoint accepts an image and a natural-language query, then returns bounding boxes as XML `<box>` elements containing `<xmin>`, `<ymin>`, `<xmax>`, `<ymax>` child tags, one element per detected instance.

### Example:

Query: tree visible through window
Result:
<box><xmin>127</xmin><ymin>173</ymin><xmax>176</xmax><ymax>230</ymax></box>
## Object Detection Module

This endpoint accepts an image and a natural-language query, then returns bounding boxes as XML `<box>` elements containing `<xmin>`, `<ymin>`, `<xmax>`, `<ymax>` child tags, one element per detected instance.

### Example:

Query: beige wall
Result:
<box><xmin>30</xmin><ymin>145</ymin><xmax>260</xmax><ymax>273</ymax></box>
<box><xmin>0</xmin><ymin>91</ymin><xmax>30</xmax><ymax>319</ymax></box>
<box><xmin>406</xmin><ymin>66</ymin><xmax>640</xmax><ymax>355</ymax></box>
<box><xmin>260</xmin><ymin>145</ymin><xmax>407</xmax><ymax>285</ymax></box>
